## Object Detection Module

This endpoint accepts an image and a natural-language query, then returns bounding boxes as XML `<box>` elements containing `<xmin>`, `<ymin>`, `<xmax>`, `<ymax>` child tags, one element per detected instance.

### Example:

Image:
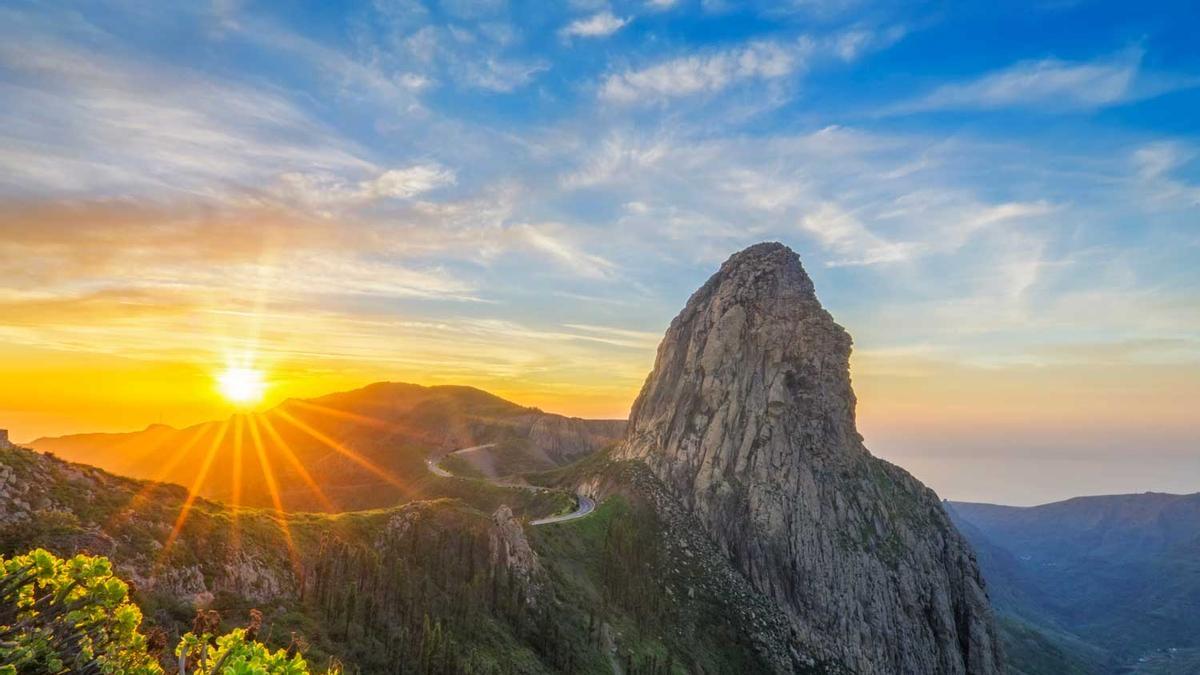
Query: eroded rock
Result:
<box><xmin>618</xmin><ymin>242</ymin><xmax>1002</xmax><ymax>674</ymax></box>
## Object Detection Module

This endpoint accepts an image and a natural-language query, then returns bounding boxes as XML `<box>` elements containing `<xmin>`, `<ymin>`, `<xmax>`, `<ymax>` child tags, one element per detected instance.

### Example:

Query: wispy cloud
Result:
<box><xmin>460</xmin><ymin>57</ymin><xmax>550</xmax><ymax>92</ymax></box>
<box><xmin>600</xmin><ymin>39</ymin><xmax>810</xmax><ymax>103</ymax></box>
<box><xmin>272</xmin><ymin>164</ymin><xmax>456</xmax><ymax>211</ymax></box>
<box><xmin>1130</xmin><ymin>142</ymin><xmax>1200</xmax><ymax>208</ymax></box>
<box><xmin>799</xmin><ymin>203</ymin><xmax>919</xmax><ymax>266</ymax></box>
<box><xmin>561</xmin><ymin>11</ymin><xmax>629</xmax><ymax>39</ymax></box>
<box><xmin>827</xmin><ymin>25</ymin><xmax>908</xmax><ymax>61</ymax></box>
<box><xmin>0</xmin><ymin>35</ymin><xmax>370</xmax><ymax>197</ymax></box>
<box><xmin>514</xmin><ymin>223</ymin><xmax>618</xmax><ymax>279</ymax></box>
<box><xmin>892</xmin><ymin>49</ymin><xmax>1197</xmax><ymax>113</ymax></box>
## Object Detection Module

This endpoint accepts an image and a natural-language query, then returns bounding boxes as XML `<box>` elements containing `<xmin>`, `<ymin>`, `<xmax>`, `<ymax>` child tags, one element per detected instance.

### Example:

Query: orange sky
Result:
<box><xmin>3</xmin><ymin>301</ymin><xmax>1198</xmax><ymax>506</ymax></box>
<box><xmin>2</xmin><ymin>0</ymin><xmax>1198</xmax><ymax>507</ymax></box>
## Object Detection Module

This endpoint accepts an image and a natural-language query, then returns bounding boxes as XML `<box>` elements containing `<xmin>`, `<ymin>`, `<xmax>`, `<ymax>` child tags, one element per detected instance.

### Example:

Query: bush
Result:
<box><xmin>0</xmin><ymin>548</ymin><xmax>161</xmax><ymax>674</ymax></box>
<box><xmin>0</xmin><ymin>549</ymin><xmax>336</xmax><ymax>675</ymax></box>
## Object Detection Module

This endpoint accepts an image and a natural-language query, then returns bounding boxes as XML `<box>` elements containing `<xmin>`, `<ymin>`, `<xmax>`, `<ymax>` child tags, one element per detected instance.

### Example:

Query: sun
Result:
<box><xmin>216</xmin><ymin>367</ymin><xmax>267</xmax><ymax>405</ymax></box>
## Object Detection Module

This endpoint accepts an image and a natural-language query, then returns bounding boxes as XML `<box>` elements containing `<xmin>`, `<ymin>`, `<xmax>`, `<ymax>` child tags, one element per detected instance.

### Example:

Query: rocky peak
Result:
<box><xmin>488</xmin><ymin>505</ymin><xmax>542</xmax><ymax>593</ymax></box>
<box><xmin>619</xmin><ymin>242</ymin><xmax>1002</xmax><ymax>674</ymax></box>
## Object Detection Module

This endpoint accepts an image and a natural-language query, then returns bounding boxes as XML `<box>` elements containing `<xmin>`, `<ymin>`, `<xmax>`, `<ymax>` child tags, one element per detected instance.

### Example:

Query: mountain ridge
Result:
<box><xmin>948</xmin><ymin>491</ymin><xmax>1200</xmax><ymax>673</ymax></box>
<box><xmin>30</xmin><ymin>381</ymin><xmax>625</xmax><ymax>512</ymax></box>
<box><xmin>29</xmin><ymin>382</ymin><xmax>625</xmax><ymax>446</ymax></box>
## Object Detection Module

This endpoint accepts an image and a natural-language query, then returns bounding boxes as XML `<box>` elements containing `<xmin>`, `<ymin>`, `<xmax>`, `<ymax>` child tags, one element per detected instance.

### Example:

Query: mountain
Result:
<box><xmin>7</xmin><ymin>241</ymin><xmax>1195</xmax><ymax>675</ymax></box>
<box><xmin>613</xmin><ymin>243</ymin><xmax>1002</xmax><ymax>674</ymax></box>
<box><xmin>31</xmin><ymin>383</ymin><xmax>624</xmax><ymax>512</ymax></box>
<box><xmin>949</xmin><ymin>492</ymin><xmax>1200</xmax><ymax>674</ymax></box>
<box><xmin>0</xmin><ymin>440</ymin><xmax>576</xmax><ymax>670</ymax></box>
<box><xmin>1</xmin><ymin>436</ymin><xmax>797</xmax><ymax>672</ymax></box>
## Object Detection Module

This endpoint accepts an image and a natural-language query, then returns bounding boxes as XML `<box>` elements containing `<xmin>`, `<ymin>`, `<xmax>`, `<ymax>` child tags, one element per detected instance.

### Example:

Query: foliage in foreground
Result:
<box><xmin>0</xmin><ymin>549</ymin><xmax>332</xmax><ymax>674</ymax></box>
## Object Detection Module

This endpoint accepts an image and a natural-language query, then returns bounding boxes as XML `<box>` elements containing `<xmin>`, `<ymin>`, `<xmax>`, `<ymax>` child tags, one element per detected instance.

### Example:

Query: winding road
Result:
<box><xmin>426</xmin><ymin>444</ymin><xmax>596</xmax><ymax>525</ymax></box>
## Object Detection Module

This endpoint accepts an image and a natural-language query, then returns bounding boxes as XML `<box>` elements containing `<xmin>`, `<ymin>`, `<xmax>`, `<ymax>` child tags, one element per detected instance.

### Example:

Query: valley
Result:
<box><xmin>427</xmin><ymin>443</ymin><xmax>598</xmax><ymax>526</ymax></box>
<box><xmin>948</xmin><ymin>493</ymin><xmax>1200</xmax><ymax>674</ymax></box>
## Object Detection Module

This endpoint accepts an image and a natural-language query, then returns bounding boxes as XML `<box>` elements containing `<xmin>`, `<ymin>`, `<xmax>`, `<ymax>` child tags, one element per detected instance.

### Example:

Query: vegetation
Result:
<box><xmin>0</xmin><ymin>444</ymin><xmax>798</xmax><ymax>673</ymax></box>
<box><xmin>998</xmin><ymin>616</ymin><xmax>1103</xmax><ymax>675</ymax></box>
<box><xmin>301</xmin><ymin>505</ymin><xmax>566</xmax><ymax>673</ymax></box>
<box><xmin>532</xmin><ymin>495</ymin><xmax>773</xmax><ymax>674</ymax></box>
<box><xmin>0</xmin><ymin>549</ymin><xmax>160</xmax><ymax>674</ymax></box>
<box><xmin>0</xmin><ymin>549</ymin><xmax>333</xmax><ymax>674</ymax></box>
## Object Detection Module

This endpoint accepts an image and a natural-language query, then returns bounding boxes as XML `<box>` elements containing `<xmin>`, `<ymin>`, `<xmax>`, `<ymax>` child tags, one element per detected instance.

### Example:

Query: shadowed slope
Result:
<box><xmin>949</xmin><ymin>492</ymin><xmax>1200</xmax><ymax>672</ymax></box>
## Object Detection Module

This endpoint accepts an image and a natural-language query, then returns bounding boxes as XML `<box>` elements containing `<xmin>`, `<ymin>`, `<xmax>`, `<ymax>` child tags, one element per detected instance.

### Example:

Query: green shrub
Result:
<box><xmin>0</xmin><ymin>549</ymin><xmax>337</xmax><ymax>675</ymax></box>
<box><xmin>0</xmin><ymin>548</ymin><xmax>161</xmax><ymax>674</ymax></box>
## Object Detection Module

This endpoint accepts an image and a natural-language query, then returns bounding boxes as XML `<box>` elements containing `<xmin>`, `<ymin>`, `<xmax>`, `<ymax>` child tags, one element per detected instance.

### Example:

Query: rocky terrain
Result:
<box><xmin>616</xmin><ymin>242</ymin><xmax>1002</xmax><ymax>674</ymax></box>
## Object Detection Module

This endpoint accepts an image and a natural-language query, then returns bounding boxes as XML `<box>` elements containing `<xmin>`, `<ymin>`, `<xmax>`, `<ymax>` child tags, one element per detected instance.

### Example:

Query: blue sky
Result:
<box><xmin>0</xmin><ymin>0</ymin><xmax>1197</xmax><ymax>503</ymax></box>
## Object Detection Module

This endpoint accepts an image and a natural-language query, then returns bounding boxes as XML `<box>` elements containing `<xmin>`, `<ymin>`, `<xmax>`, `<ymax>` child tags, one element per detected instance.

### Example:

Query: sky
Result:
<box><xmin>0</xmin><ymin>0</ymin><xmax>1197</xmax><ymax>505</ymax></box>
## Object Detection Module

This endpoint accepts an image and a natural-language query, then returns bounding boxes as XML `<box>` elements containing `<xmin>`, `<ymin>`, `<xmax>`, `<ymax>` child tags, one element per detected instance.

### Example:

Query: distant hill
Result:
<box><xmin>31</xmin><ymin>382</ymin><xmax>624</xmax><ymax>512</ymax></box>
<box><xmin>948</xmin><ymin>492</ymin><xmax>1200</xmax><ymax>674</ymax></box>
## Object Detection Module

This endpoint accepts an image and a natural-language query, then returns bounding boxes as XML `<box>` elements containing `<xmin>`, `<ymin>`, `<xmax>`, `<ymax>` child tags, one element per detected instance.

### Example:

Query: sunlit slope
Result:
<box><xmin>0</xmin><ymin>443</ymin><xmax>595</xmax><ymax>672</ymax></box>
<box><xmin>31</xmin><ymin>382</ymin><xmax>624</xmax><ymax>512</ymax></box>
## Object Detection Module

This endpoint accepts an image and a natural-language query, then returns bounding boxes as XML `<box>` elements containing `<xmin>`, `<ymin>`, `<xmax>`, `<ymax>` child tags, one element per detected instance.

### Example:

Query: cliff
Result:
<box><xmin>617</xmin><ymin>242</ymin><xmax>1002</xmax><ymax>674</ymax></box>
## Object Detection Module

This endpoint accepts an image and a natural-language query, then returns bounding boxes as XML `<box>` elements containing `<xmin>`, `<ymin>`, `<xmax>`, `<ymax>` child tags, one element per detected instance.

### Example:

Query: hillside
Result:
<box><xmin>30</xmin><ymin>383</ymin><xmax>624</xmax><ymax>512</ymax></box>
<box><xmin>0</xmin><ymin>441</ymin><xmax>805</xmax><ymax>673</ymax></box>
<box><xmin>948</xmin><ymin>493</ymin><xmax>1200</xmax><ymax>674</ymax></box>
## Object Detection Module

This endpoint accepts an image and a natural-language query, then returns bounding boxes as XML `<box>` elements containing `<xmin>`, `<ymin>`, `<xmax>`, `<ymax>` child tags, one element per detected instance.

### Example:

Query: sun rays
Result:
<box><xmin>161</xmin><ymin>419</ymin><xmax>229</xmax><ymax>562</ymax></box>
<box><xmin>152</xmin><ymin>398</ymin><xmax>408</xmax><ymax>569</ymax></box>
<box><xmin>246</xmin><ymin>414</ymin><xmax>299</xmax><ymax>573</ymax></box>
<box><xmin>139</xmin><ymin>284</ymin><xmax>416</xmax><ymax>568</ymax></box>
<box><xmin>272</xmin><ymin>407</ymin><xmax>408</xmax><ymax>489</ymax></box>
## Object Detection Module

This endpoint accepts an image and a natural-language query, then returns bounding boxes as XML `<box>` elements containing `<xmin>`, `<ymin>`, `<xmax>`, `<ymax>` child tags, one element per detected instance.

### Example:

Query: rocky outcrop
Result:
<box><xmin>617</xmin><ymin>242</ymin><xmax>1002</xmax><ymax>674</ymax></box>
<box><xmin>488</xmin><ymin>505</ymin><xmax>543</xmax><ymax>596</ymax></box>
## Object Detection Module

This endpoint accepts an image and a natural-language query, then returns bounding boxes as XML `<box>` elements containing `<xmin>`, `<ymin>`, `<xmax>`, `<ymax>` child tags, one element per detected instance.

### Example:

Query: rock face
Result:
<box><xmin>488</xmin><ymin>505</ymin><xmax>543</xmax><ymax>585</ymax></box>
<box><xmin>617</xmin><ymin>243</ymin><xmax>1002</xmax><ymax>674</ymax></box>
<box><xmin>527</xmin><ymin>416</ymin><xmax>625</xmax><ymax>464</ymax></box>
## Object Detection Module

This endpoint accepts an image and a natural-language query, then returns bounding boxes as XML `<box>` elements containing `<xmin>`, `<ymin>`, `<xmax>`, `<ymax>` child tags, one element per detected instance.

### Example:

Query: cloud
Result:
<box><xmin>0</xmin><ymin>34</ymin><xmax>371</xmax><ymax>197</ymax></box>
<box><xmin>229</xmin><ymin>16</ymin><xmax>429</xmax><ymax>107</ymax></box>
<box><xmin>1131</xmin><ymin>142</ymin><xmax>1200</xmax><ymax>208</ymax></box>
<box><xmin>514</xmin><ymin>223</ymin><xmax>617</xmax><ymax>279</ymax></box>
<box><xmin>600</xmin><ymin>39</ymin><xmax>810</xmax><ymax>103</ymax></box>
<box><xmin>799</xmin><ymin>203</ymin><xmax>918</xmax><ymax>266</ymax></box>
<box><xmin>460</xmin><ymin>57</ymin><xmax>550</xmax><ymax>92</ymax></box>
<box><xmin>366</xmin><ymin>165</ymin><xmax>457</xmax><ymax>198</ymax></box>
<box><xmin>827</xmin><ymin>25</ymin><xmax>907</xmax><ymax>61</ymax></box>
<box><xmin>560</xmin><ymin>134</ymin><xmax>671</xmax><ymax>188</ymax></box>
<box><xmin>354</xmin><ymin>14</ymin><xmax>547</xmax><ymax>94</ymax></box>
<box><xmin>561</xmin><ymin>11</ymin><xmax>629</xmax><ymax>39</ymax></box>
<box><xmin>560</xmin><ymin>323</ymin><xmax>662</xmax><ymax>349</ymax></box>
<box><xmin>646</xmin><ymin>0</ymin><xmax>679</xmax><ymax>9</ymax></box>
<box><xmin>893</xmin><ymin>50</ymin><xmax>1197</xmax><ymax>113</ymax></box>
<box><xmin>274</xmin><ymin>164</ymin><xmax>456</xmax><ymax>210</ymax></box>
